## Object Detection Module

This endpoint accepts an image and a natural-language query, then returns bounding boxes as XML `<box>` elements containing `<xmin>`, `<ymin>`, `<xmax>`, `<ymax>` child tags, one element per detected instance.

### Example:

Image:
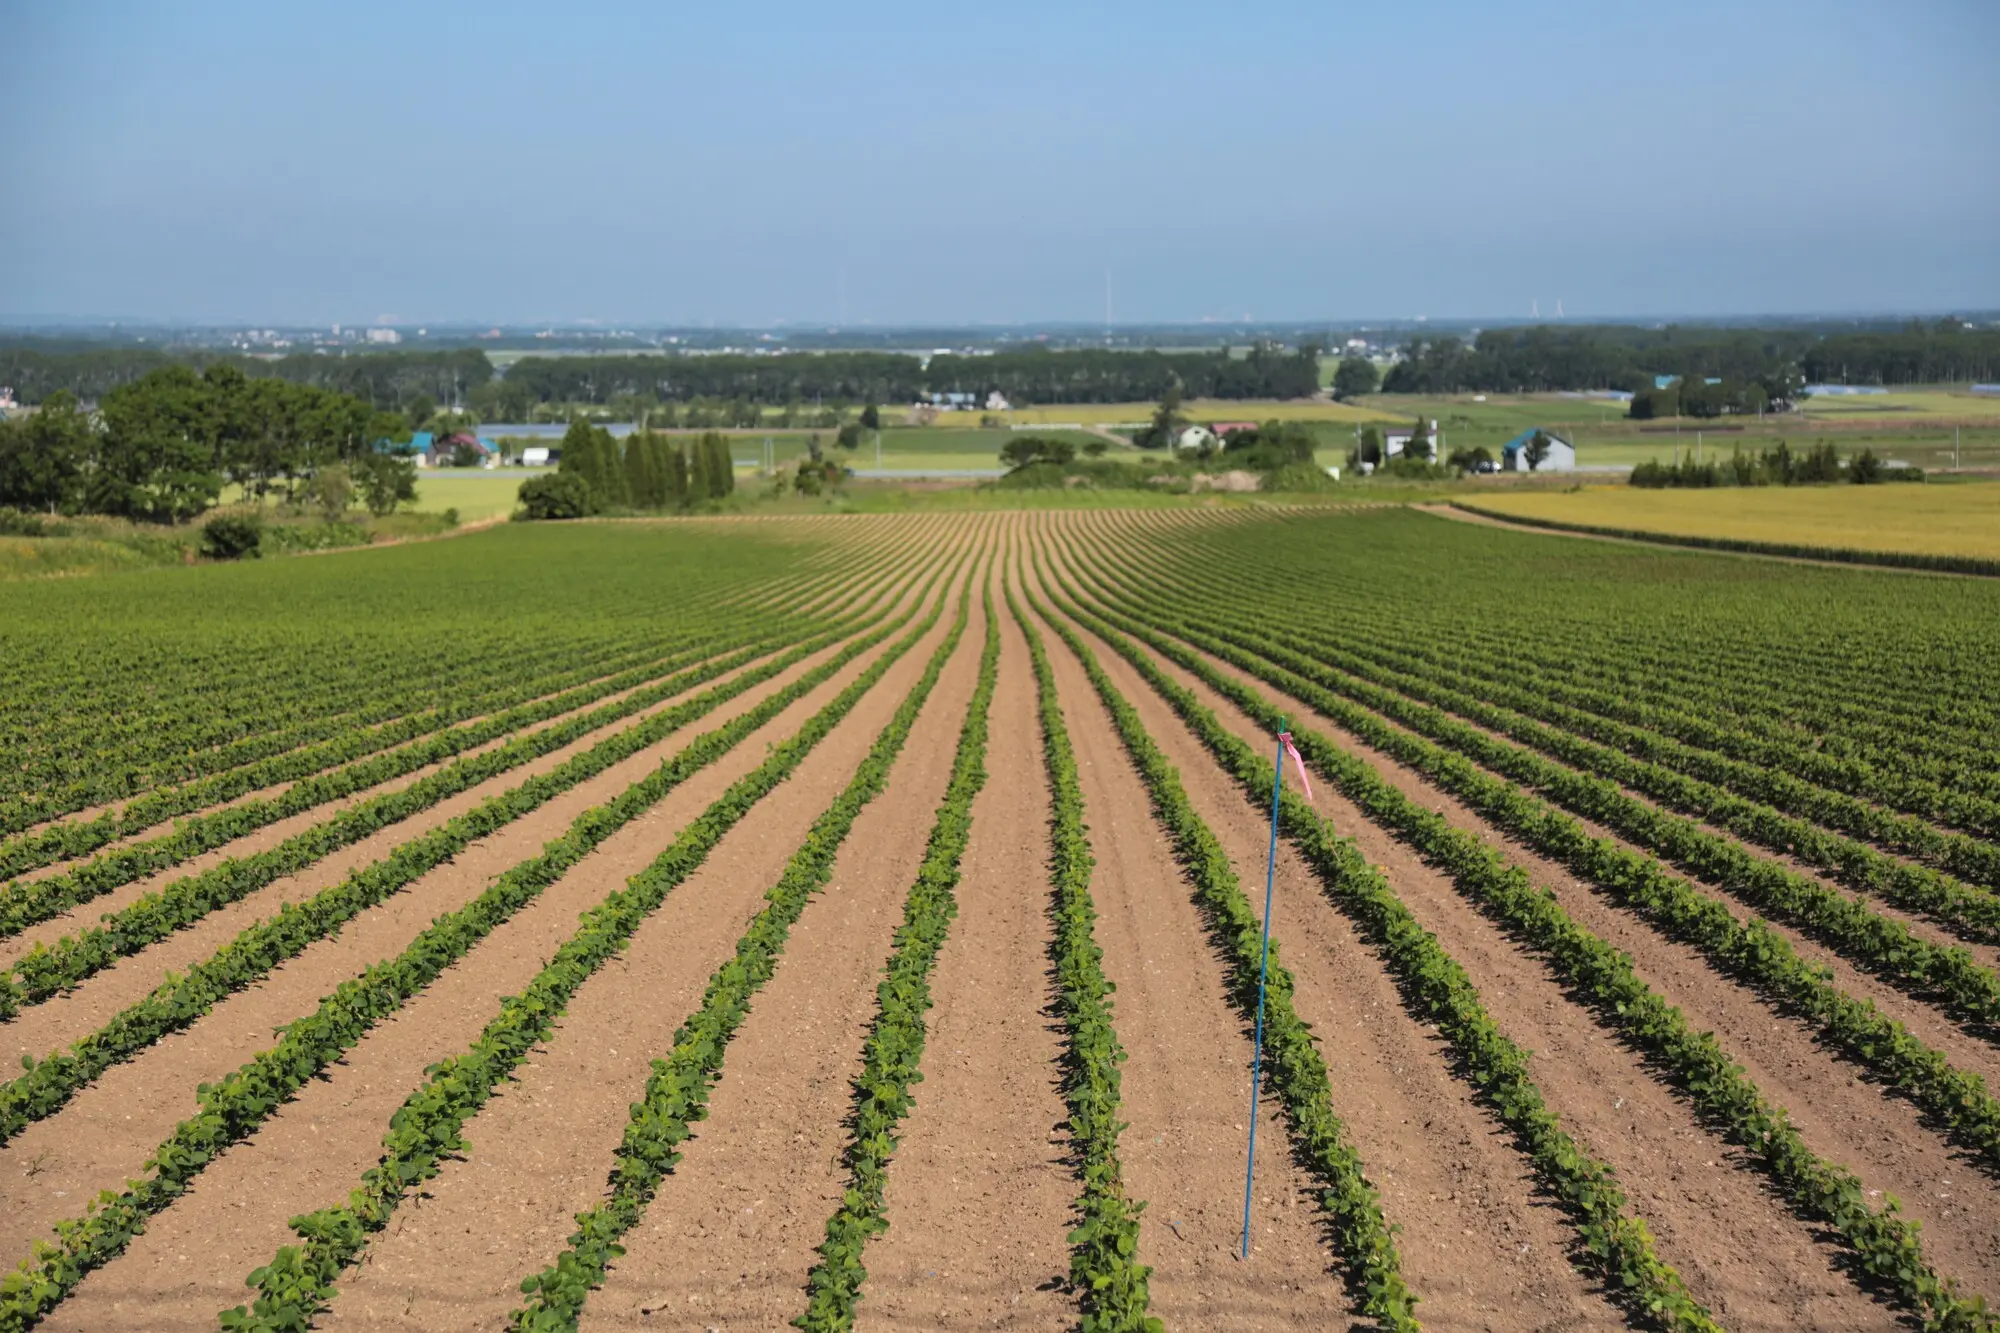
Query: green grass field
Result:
<box><xmin>412</xmin><ymin>469</ymin><xmax>552</xmax><ymax>521</ymax></box>
<box><xmin>1465</xmin><ymin>479</ymin><xmax>2000</xmax><ymax>561</ymax></box>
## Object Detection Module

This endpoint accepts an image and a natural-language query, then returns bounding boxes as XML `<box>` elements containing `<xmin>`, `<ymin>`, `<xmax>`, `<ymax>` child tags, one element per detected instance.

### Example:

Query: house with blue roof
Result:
<box><xmin>1501</xmin><ymin>428</ymin><xmax>1576</xmax><ymax>472</ymax></box>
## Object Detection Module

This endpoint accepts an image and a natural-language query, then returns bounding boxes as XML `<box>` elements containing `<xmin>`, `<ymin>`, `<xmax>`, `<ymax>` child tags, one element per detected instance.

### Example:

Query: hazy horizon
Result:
<box><xmin>5</xmin><ymin>0</ymin><xmax>1996</xmax><ymax>327</ymax></box>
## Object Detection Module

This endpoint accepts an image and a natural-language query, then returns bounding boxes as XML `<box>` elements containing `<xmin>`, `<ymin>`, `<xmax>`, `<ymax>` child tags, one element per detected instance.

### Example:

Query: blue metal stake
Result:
<box><xmin>1241</xmin><ymin>729</ymin><xmax>1286</xmax><ymax>1260</ymax></box>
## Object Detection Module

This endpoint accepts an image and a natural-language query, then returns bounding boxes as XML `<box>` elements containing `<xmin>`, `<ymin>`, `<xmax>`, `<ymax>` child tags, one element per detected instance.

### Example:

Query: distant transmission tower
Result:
<box><xmin>1531</xmin><ymin>299</ymin><xmax>1540</xmax><ymax>319</ymax></box>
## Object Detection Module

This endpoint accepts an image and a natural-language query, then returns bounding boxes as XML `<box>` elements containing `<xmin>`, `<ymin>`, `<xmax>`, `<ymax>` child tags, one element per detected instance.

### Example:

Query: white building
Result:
<box><xmin>365</xmin><ymin>327</ymin><xmax>402</xmax><ymax>345</ymax></box>
<box><xmin>1501</xmin><ymin>429</ymin><xmax>1577</xmax><ymax>472</ymax></box>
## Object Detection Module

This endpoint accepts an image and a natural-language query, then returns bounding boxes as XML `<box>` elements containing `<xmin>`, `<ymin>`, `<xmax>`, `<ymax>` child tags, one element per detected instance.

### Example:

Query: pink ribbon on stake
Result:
<box><xmin>1279</xmin><ymin>731</ymin><xmax>1313</xmax><ymax>802</ymax></box>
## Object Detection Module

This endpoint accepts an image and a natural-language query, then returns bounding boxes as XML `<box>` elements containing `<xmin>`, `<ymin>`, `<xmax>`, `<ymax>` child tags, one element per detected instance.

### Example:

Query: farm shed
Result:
<box><xmin>1501</xmin><ymin>428</ymin><xmax>1576</xmax><ymax>472</ymax></box>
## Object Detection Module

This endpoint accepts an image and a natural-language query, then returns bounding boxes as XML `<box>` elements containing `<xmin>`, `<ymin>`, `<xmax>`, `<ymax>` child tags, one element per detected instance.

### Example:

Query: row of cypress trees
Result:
<box><xmin>557</xmin><ymin>421</ymin><xmax>735</xmax><ymax>511</ymax></box>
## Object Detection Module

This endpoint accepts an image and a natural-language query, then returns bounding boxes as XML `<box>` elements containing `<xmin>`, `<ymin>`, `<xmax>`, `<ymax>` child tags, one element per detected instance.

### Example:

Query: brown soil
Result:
<box><xmin>1172</xmin><ymin>638</ymin><xmax>2000</xmax><ymax>1305</ymax></box>
<box><xmin>301</xmin><ymin>581</ymin><xmax>986</xmax><ymax>1332</ymax></box>
<box><xmin>32</xmin><ymin>558</ymin><xmax>964</xmax><ymax>1330</ymax></box>
<box><xmin>1035</xmin><ymin>578</ymin><xmax>1622</xmax><ymax>1330</ymax></box>
<box><xmin>3</xmin><ymin>584</ymin><xmax>938</xmax><ymax>1300</ymax></box>
<box><xmin>1084</xmin><ymin>617</ymin><xmax>1905</xmax><ymax>1328</ymax></box>
<box><xmin>1022</xmin><ymin>585</ymin><xmax>1361</xmax><ymax>1330</ymax></box>
<box><xmin>0</xmin><ymin>642</ymin><xmax>792</xmax><ymax>1069</ymax></box>
<box><xmin>3</xmin><ymin>647</ymin><xmax>725</xmax><ymax>890</ymax></box>
<box><xmin>568</xmin><ymin>583</ymin><xmax>987</xmax><ymax>1332</ymax></box>
<box><xmin>854</xmin><ymin>569</ymin><xmax>1077</xmax><ymax>1333</ymax></box>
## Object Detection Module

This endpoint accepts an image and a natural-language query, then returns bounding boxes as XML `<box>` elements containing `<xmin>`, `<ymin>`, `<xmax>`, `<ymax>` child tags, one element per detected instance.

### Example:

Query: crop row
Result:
<box><xmin>0</xmin><ymin>531</ymin><xmax>909</xmax><ymax>855</ymax></box>
<box><xmin>1064</xmin><ymin>526</ymin><xmax>2000</xmax><ymax>1038</ymax></box>
<box><xmin>227</xmin><ymin>567</ymin><xmax>968</xmax><ymax>1332</ymax></box>
<box><xmin>1039</xmin><ymin>580</ymin><xmax>1714</xmax><ymax>1332</ymax></box>
<box><xmin>1136</xmin><ymin>509</ymin><xmax>2000</xmax><ymax>814</ymax></box>
<box><xmin>1057</xmin><ymin>532</ymin><xmax>2000</xmax><ymax>1158</ymax></box>
<box><xmin>1007</xmin><ymin>584</ymin><xmax>1159</xmax><ymax>1333</ymax></box>
<box><xmin>0</xmin><ymin>634</ymin><xmax>703</xmax><ymax>862</ymax></box>
<box><xmin>1031</xmin><ymin>593</ymin><xmax>1420</xmax><ymax>1330</ymax></box>
<box><xmin>1106</xmin><ymin>525</ymin><xmax>2000</xmax><ymax>896</ymax></box>
<box><xmin>1277</xmin><ymin>607</ymin><xmax>2000</xmax><ymax>876</ymax></box>
<box><xmin>0</xmin><ymin>613</ymin><xmax>887</xmax><ymax>1142</ymax></box>
<box><xmin>795</xmin><ymin>580</ymin><xmax>999</xmax><ymax>1329</ymax></box>
<box><xmin>0</xmin><ymin>636</ymin><xmax>741</xmax><ymax>916</ymax></box>
<box><xmin>0</xmin><ymin>528</ymin><xmax>933</xmax><ymax>1001</ymax></box>
<box><xmin>0</xmin><ymin>514</ymin><xmax>884</xmax><ymax>827</ymax></box>
<box><xmin>0</xmin><ymin>560</ymin><xmax>948</xmax><ymax>1332</ymax></box>
<box><xmin>1109</xmin><ymin>510</ymin><xmax>2000</xmax><ymax>840</ymax></box>
<box><xmin>0</xmin><ymin>637</ymin><xmax>789</xmax><ymax>1011</ymax></box>
<box><xmin>1043</xmin><ymin>572</ymin><xmax>1995</xmax><ymax>1331</ymax></box>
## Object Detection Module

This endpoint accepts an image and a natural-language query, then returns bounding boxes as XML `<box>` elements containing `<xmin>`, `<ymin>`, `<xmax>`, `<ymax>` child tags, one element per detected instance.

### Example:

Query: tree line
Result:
<box><xmin>518</xmin><ymin>421</ymin><xmax>736</xmax><ymax>518</ymax></box>
<box><xmin>4</xmin><ymin>342</ymin><xmax>1324</xmax><ymax>414</ymax></box>
<box><xmin>508</xmin><ymin>342</ymin><xmax>1322</xmax><ymax>407</ymax></box>
<box><xmin>0</xmin><ymin>366</ymin><xmax>416</xmax><ymax>524</ymax></box>
<box><xmin>0</xmin><ymin>346</ymin><xmax>495</xmax><ymax>413</ymax></box>
<box><xmin>1380</xmin><ymin>321</ymin><xmax>2000</xmax><ymax>394</ymax></box>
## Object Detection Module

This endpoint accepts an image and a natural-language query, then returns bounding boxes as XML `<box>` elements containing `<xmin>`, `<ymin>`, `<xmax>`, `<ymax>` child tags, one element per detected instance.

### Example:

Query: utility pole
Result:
<box><xmin>1956</xmin><ymin>425</ymin><xmax>1961</xmax><ymax>470</ymax></box>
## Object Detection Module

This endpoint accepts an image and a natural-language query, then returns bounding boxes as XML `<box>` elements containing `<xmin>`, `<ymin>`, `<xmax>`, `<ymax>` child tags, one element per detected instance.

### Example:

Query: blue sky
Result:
<box><xmin>2</xmin><ymin>0</ymin><xmax>1995</xmax><ymax>325</ymax></box>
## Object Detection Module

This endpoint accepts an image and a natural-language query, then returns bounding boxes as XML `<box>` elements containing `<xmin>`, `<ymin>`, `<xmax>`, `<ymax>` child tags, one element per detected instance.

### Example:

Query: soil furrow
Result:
<box><xmin>568</xmin><ymin>583</ymin><xmax>988</xmax><ymax>1332</ymax></box>
<box><xmin>32</xmin><ymin>578</ymin><xmax>957</xmax><ymax>1333</ymax></box>
<box><xmin>1023</xmin><ymin>590</ymin><xmax>1359</xmax><ymax>1332</ymax></box>
<box><xmin>1163</xmin><ymin>632</ymin><xmax>2000</xmax><ymax>1304</ymax></box>
<box><xmin>0</xmin><ymin>604</ymin><xmax>912</xmax><ymax>1287</ymax></box>
<box><xmin>854</xmin><ymin>569</ymin><xmax>1076</xmax><ymax>1333</ymax></box>
<box><xmin>1040</xmin><ymin>590</ymin><xmax>1623</xmax><ymax>1331</ymax></box>
<box><xmin>1044</xmin><ymin>583</ymin><xmax>1900</xmax><ymax>1328</ymax></box>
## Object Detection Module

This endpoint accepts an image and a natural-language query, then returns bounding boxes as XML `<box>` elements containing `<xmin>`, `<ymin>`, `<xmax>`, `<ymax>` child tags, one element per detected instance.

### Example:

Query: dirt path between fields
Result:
<box><xmin>1023</xmin><ymin>586</ymin><xmax>1360</xmax><ymax>1331</ymax></box>
<box><xmin>854</xmin><ymin>563</ymin><xmax>1077</xmax><ymax>1333</ymax></box>
<box><xmin>1033</xmin><ymin>585</ymin><xmax>1622</xmax><ymax>1328</ymax></box>
<box><xmin>35</xmin><ymin>570</ymin><xmax>966</xmax><ymax>1332</ymax></box>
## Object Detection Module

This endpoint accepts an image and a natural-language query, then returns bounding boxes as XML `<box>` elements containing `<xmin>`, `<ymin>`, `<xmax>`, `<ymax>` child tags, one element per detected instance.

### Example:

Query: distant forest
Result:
<box><xmin>1380</xmin><ymin>321</ymin><xmax>2000</xmax><ymax>394</ymax></box>
<box><xmin>3</xmin><ymin>324</ymin><xmax>1995</xmax><ymax>412</ymax></box>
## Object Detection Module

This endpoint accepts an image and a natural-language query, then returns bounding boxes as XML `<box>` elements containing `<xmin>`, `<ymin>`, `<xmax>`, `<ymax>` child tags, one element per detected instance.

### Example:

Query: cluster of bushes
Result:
<box><xmin>993</xmin><ymin>423</ymin><xmax>1344</xmax><ymax>494</ymax></box>
<box><xmin>1630</xmin><ymin>441</ymin><xmax>1920</xmax><ymax>488</ymax></box>
<box><xmin>518</xmin><ymin>421</ymin><xmax>736</xmax><ymax>519</ymax></box>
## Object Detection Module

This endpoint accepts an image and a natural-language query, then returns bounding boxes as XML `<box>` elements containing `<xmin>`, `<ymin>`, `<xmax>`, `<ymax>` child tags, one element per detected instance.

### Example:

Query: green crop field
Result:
<box><xmin>6</xmin><ymin>505</ymin><xmax>2000</xmax><ymax>1331</ymax></box>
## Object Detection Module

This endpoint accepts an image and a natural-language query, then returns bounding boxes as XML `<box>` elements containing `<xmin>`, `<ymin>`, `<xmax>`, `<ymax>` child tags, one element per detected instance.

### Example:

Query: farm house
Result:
<box><xmin>1501</xmin><ymin>428</ymin><xmax>1576</xmax><ymax>472</ymax></box>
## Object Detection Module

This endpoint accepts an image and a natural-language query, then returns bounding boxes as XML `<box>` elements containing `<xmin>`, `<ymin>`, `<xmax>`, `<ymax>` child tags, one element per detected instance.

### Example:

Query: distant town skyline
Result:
<box><xmin>4</xmin><ymin>0</ymin><xmax>1996</xmax><ymax>326</ymax></box>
